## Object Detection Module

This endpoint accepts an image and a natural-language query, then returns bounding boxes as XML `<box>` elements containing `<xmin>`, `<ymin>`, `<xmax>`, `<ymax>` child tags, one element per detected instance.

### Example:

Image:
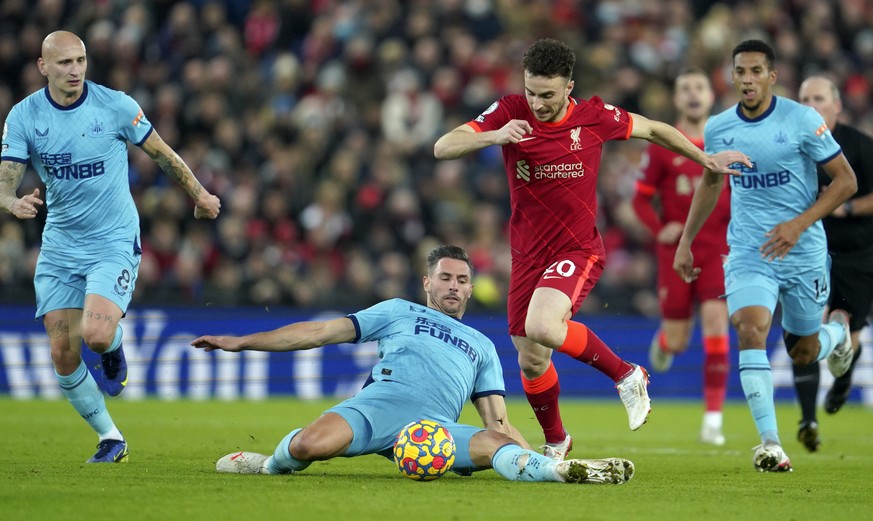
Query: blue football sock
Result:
<box><xmin>104</xmin><ymin>325</ymin><xmax>123</xmax><ymax>353</ymax></box>
<box><xmin>267</xmin><ymin>428</ymin><xmax>311</xmax><ymax>474</ymax></box>
<box><xmin>491</xmin><ymin>444</ymin><xmax>558</xmax><ymax>482</ymax></box>
<box><xmin>738</xmin><ymin>349</ymin><xmax>780</xmax><ymax>445</ymax></box>
<box><xmin>815</xmin><ymin>322</ymin><xmax>844</xmax><ymax>361</ymax></box>
<box><xmin>56</xmin><ymin>360</ymin><xmax>119</xmax><ymax>439</ymax></box>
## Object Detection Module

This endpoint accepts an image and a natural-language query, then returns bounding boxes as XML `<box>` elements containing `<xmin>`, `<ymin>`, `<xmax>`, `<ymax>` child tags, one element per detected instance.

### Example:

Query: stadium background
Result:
<box><xmin>0</xmin><ymin>0</ymin><xmax>870</xmax><ymax>404</ymax></box>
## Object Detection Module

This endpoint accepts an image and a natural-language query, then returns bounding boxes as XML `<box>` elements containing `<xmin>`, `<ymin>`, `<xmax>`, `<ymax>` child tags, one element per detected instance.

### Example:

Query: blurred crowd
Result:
<box><xmin>1</xmin><ymin>0</ymin><xmax>872</xmax><ymax>315</ymax></box>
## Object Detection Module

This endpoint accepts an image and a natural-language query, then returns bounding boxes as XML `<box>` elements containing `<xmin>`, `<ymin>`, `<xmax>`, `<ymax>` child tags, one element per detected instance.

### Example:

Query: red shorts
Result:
<box><xmin>657</xmin><ymin>244</ymin><xmax>726</xmax><ymax>320</ymax></box>
<box><xmin>507</xmin><ymin>251</ymin><xmax>604</xmax><ymax>337</ymax></box>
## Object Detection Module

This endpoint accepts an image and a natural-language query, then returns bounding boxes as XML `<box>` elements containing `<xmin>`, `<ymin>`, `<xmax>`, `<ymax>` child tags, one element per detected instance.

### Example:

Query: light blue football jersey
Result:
<box><xmin>349</xmin><ymin>298</ymin><xmax>505</xmax><ymax>421</ymax></box>
<box><xmin>704</xmin><ymin>96</ymin><xmax>841</xmax><ymax>265</ymax></box>
<box><xmin>1</xmin><ymin>81</ymin><xmax>153</xmax><ymax>253</ymax></box>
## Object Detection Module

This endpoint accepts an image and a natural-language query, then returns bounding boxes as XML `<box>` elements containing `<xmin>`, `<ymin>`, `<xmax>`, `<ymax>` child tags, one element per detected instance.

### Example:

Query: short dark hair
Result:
<box><xmin>522</xmin><ymin>38</ymin><xmax>575</xmax><ymax>80</ymax></box>
<box><xmin>427</xmin><ymin>245</ymin><xmax>474</xmax><ymax>276</ymax></box>
<box><xmin>732</xmin><ymin>39</ymin><xmax>776</xmax><ymax>69</ymax></box>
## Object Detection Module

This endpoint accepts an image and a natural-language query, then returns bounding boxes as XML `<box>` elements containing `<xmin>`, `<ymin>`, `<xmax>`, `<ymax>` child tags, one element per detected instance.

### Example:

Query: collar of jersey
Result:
<box><xmin>735</xmin><ymin>94</ymin><xmax>777</xmax><ymax>123</ymax></box>
<box><xmin>43</xmin><ymin>80</ymin><xmax>89</xmax><ymax>111</ymax></box>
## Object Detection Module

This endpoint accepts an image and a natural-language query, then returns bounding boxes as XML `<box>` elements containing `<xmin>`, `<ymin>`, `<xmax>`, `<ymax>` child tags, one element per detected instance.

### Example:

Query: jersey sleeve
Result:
<box><xmin>471</xmin><ymin>337</ymin><xmax>506</xmax><ymax>399</ymax></box>
<box><xmin>115</xmin><ymin>93</ymin><xmax>153</xmax><ymax>146</ymax></box>
<box><xmin>801</xmin><ymin>108</ymin><xmax>842</xmax><ymax>165</ymax></box>
<box><xmin>466</xmin><ymin>97</ymin><xmax>514</xmax><ymax>133</ymax></box>
<box><xmin>347</xmin><ymin>299</ymin><xmax>400</xmax><ymax>343</ymax></box>
<box><xmin>1</xmin><ymin>105</ymin><xmax>30</xmax><ymax>162</ymax></box>
<box><xmin>585</xmin><ymin>96</ymin><xmax>633</xmax><ymax>141</ymax></box>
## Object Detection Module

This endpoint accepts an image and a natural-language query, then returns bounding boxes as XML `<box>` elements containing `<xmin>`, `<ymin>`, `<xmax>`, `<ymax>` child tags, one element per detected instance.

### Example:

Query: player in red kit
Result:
<box><xmin>434</xmin><ymin>38</ymin><xmax>750</xmax><ymax>459</ymax></box>
<box><xmin>632</xmin><ymin>70</ymin><xmax>731</xmax><ymax>445</ymax></box>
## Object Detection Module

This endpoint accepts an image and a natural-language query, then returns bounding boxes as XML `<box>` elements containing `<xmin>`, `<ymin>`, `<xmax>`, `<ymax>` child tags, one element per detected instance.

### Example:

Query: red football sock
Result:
<box><xmin>557</xmin><ymin>321</ymin><xmax>632</xmax><ymax>382</ymax></box>
<box><xmin>703</xmin><ymin>335</ymin><xmax>730</xmax><ymax>412</ymax></box>
<box><xmin>521</xmin><ymin>361</ymin><xmax>565</xmax><ymax>443</ymax></box>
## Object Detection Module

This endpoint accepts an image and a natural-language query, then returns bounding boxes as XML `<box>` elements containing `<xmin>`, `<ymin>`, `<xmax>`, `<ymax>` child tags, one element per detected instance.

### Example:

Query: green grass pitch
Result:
<box><xmin>1</xmin><ymin>398</ymin><xmax>870</xmax><ymax>521</ymax></box>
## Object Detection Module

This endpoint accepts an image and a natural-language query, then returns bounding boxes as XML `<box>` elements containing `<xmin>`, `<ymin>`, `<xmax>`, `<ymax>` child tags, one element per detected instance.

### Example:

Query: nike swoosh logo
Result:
<box><xmin>518</xmin><ymin>136</ymin><xmax>537</xmax><ymax>142</ymax></box>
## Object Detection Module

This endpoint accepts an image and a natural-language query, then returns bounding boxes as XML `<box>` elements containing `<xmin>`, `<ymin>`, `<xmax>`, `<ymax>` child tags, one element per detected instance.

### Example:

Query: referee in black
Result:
<box><xmin>792</xmin><ymin>75</ymin><xmax>873</xmax><ymax>452</ymax></box>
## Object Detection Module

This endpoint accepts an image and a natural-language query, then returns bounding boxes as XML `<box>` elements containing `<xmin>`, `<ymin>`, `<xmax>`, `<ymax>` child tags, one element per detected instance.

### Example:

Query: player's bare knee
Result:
<box><xmin>784</xmin><ymin>332</ymin><xmax>817</xmax><ymax>365</ymax></box>
<box><xmin>732</xmin><ymin>321</ymin><xmax>768</xmax><ymax>347</ymax></box>
<box><xmin>473</xmin><ymin>430</ymin><xmax>516</xmax><ymax>460</ymax></box>
<box><xmin>81</xmin><ymin>329</ymin><xmax>113</xmax><ymax>352</ymax></box>
<box><xmin>517</xmin><ymin>352</ymin><xmax>549</xmax><ymax>377</ymax></box>
<box><xmin>523</xmin><ymin>322</ymin><xmax>561</xmax><ymax>348</ymax></box>
<box><xmin>50</xmin><ymin>348</ymin><xmax>81</xmax><ymax>374</ymax></box>
<box><xmin>290</xmin><ymin>429</ymin><xmax>334</xmax><ymax>461</ymax></box>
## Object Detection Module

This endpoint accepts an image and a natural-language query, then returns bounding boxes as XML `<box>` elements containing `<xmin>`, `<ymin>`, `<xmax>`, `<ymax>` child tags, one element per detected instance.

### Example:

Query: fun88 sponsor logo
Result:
<box><xmin>40</xmin><ymin>152</ymin><xmax>105</xmax><ymax>181</ymax></box>
<box><xmin>731</xmin><ymin>169</ymin><xmax>791</xmax><ymax>190</ymax></box>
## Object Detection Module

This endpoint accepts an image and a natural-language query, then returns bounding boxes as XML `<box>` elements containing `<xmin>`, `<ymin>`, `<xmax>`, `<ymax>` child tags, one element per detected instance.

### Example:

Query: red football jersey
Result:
<box><xmin>637</xmin><ymin>138</ymin><xmax>730</xmax><ymax>250</ymax></box>
<box><xmin>468</xmin><ymin>94</ymin><xmax>632</xmax><ymax>262</ymax></box>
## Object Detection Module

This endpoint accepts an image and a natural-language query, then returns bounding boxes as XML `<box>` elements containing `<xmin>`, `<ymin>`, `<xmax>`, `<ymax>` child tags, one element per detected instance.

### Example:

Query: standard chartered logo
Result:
<box><xmin>534</xmin><ymin>162</ymin><xmax>585</xmax><ymax>179</ymax></box>
<box><xmin>517</xmin><ymin>160</ymin><xmax>586</xmax><ymax>182</ymax></box>
<box><xmin>516</xmin><ymin>160</ymin><xmax>531</xmax><ymax>181</ymax></box>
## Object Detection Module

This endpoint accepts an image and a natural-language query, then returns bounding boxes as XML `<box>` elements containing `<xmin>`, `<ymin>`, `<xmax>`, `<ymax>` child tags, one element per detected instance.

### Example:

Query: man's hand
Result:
<box><xmin>706</xmin><ymin>151</ymin><xmax>752</xmax><ymax>176</ymax></box>
<box><xmin>673</xmin><ymin>245</ymin><xmax>699</xmax><ymax>283</ymax></box>
<box><xmin>194</xmin><ymin>193</ymin><xmax>221</xmax><ymax>219</ymax></box>
<box><xmin>494</xmin><ymin>119</ymin><xmax>534</xmax><ymax>145</ymax></box>
<box><xmin>761</xmin><ymin>220</ymin><xmax>803</xmax><ymax>261</ymax></box>
<box><xmin>191</xmin><ymin>335</ymin><xmax>244</xmax><ymax>352</ymax></box>
<box><xmin>9</xmin><ymin>188</ymin><xmax>43</xmax><ymax>219</ymax></box>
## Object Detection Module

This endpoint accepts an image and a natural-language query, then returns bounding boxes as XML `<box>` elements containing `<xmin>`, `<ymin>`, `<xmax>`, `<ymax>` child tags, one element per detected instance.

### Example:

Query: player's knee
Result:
<box><xmin>732</xmin><ymin>319</ymin><xmax>768</xmax><ymax>347</ymax></box>
<box><xmin>50</xmin><ymin>347</ymin><xmax>81</xmax><ymax>374</ymax></box>
<box><xmin>523</xmin><ymin>321</ymin><xmax>560</xmax><ymax>348</ymax></box>
<box><xmin>81</xmin><ymin>328</ymin><xmax>112</xmax><ymax>352</ymax></box>
<box><xmin>473</xmin><ymin>430</ymin><xmax>517</xmax><ymax>465</ymax></box>
<box><xmin>784</xmin><ymin>332</ymin><xmax>816</xmax><ymax>365</ymax></box>
<box><xmin>289</xmin><ymin>429</ymin><xmax>335</xmax><ymax>461</ymax></box>
<box><xmin>517</xmin><ymin>351</ymin><xmax>549</xmax><ymax>377</ymax></box>
<box><xmin>792</xmin><ymin>353</ymin><xmax>816</xmax><ymax>366</ymax></box>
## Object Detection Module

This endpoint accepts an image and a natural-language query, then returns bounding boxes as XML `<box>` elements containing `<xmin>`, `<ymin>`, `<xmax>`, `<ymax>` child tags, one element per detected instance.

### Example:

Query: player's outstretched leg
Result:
<box><xmin>554</xmin><ymin>321</ymin><xmax>652</xmax><ymax>430</ymax></box>
<box><xmin>491</xmin><ymin>444</ymin><xmax>633</xmax><ymax>485</ymax></box>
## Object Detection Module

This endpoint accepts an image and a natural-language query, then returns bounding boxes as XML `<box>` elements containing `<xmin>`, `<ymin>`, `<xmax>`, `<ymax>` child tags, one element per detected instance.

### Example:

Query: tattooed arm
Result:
<box><xmin>139</xmin><ymin>131</ymin><xmax>221</xmax><ymax>219</ymax></box>
<box><xmin>0</xmin><ymin>161</ymin><xmax>42</xmax><ymax>219</ymax></box>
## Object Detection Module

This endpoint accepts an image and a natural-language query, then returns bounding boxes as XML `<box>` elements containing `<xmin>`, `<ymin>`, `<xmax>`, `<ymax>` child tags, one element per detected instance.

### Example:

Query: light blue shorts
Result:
<box><xmin>34</xmin><ymin>242</ymin><xmax>141</xmax><ymax>319</ymax></box>
<box><xmin>325</xmin><ymin>380</ymin><xmax>485</xmax><ymax>473</ymax></box>
<box><xmin>724</xmin><ymin>250</ymin><xmax>830</xmax><ymax>336</ymax></box>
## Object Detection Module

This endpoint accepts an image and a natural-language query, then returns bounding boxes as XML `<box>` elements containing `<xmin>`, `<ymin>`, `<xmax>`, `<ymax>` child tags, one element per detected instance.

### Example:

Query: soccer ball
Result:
<box><xmin>393</xmin><ymin>419</ymin><xmax>456</xmax><ymax>481</ymax></box>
